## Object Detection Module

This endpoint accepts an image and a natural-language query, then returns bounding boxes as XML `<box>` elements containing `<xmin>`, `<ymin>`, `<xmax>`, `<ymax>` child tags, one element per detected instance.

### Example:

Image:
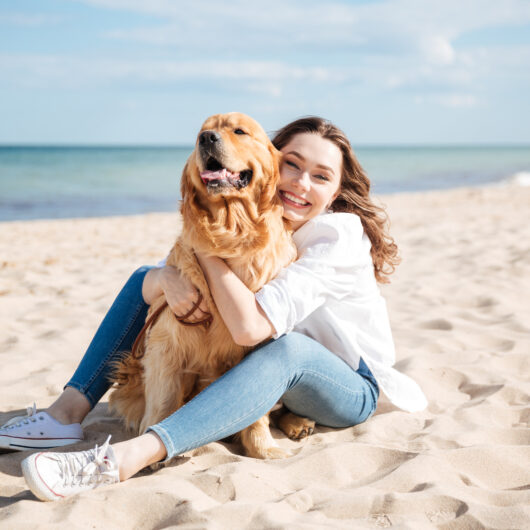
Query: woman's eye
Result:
<box><xmin>314</xmin><ymin>174</ymin><xmax>329</xmax><ymax>181</ymax></box>
<box><xmin>286</xmin><ymin>161</ymin><xmax>299</xmax><ymax>169</ymax></box>
<box><xmin>234</xmin><ymin>128</ymin><xmax>247</xmax><ymax>135</ymax></box>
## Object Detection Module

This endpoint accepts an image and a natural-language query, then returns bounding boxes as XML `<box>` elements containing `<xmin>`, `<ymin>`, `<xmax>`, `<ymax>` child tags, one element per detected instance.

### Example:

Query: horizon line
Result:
<box><xmin>1</xmin><ymin>142</ymin><xmax>530</xmax><ymax>149</ymax></box>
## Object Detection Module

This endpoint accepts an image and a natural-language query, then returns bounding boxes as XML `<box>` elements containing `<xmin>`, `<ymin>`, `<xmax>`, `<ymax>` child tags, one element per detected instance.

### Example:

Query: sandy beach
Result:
<box><xmin>0</xmin><ymin>184</ymin><xmax>529</xmax><ymax>529</ymax></box>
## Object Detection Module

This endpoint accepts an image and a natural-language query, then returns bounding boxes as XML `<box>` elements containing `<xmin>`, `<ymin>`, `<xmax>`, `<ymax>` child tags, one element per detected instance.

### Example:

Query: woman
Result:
<box><xmin>4</xmin><ymin>117</ymin><xmax>427</xmax><ymax>501</ymax></box>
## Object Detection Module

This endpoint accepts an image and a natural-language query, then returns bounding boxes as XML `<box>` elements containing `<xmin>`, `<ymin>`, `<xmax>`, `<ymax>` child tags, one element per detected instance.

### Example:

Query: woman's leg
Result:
<box><xmin>14</xmin><ymin>266</ymin><xmax>152</xmax><ymax>428</ymax></box>
<box><xmin>1</xmin><ymin>266</ymin><xmax>154</xmax><ymax>451</ymax></box>
<box><xmin>61</xmin><ymin>266</ymin><xmax>153</xmax><ymax>411</ymax></box>
<box><xmin>21</xmin><ymin>332</ymin><xmax>379</xmax><ymax>498</ymax></box>
<box><xmin>142</xmin><ymin>332</ymin><xmax>378</xmax><ymax>462</ymax></box>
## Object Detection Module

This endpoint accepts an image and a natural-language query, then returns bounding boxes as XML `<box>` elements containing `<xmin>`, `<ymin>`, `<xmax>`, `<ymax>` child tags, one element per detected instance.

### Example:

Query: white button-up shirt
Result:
<box><xmin>255</xmin><ymin>212</ymin><xmax>428</xmax><ymax>413</ymax></box>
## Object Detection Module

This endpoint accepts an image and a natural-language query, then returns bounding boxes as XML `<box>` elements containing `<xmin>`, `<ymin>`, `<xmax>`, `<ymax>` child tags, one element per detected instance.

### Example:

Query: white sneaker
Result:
<box><xmin>21</xmin><ymin>435</ymin><xmax>120</xmax><ymax>501</ymax></box>
<box><xmin>0</xmin><ymin>404</ymin><xmax>83</xmax><ymax>451</ymax></box>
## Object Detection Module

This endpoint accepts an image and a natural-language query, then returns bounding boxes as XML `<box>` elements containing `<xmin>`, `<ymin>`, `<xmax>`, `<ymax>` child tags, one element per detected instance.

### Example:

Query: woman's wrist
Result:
<box><xmin>141</xmin><ymin>268</ymin><xmax>165</xmax><ymax>305</ymax></box>
<box><xmin>195</xmin><ymin>252</ymin><xmax>219</xmax><ymax>268</ymax></box>
<box><xmin>157</xmin><ymin>266</ymin><xmax>169</xmax><ymax>292</ymax></box>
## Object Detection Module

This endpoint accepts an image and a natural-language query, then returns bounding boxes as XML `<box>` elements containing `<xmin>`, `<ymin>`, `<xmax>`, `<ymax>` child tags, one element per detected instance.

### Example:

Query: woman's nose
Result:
<box><xmin>293</xmin><ymin>171</ymin><xmax>311</xmax><ymax>191</ymax></box>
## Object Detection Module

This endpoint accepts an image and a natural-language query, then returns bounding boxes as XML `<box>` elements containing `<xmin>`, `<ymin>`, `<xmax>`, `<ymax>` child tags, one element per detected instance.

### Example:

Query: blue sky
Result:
<box><xmin>1</xmin><ymin>0</ymin><xmax>529</xmax><ymax>145</ymax></box>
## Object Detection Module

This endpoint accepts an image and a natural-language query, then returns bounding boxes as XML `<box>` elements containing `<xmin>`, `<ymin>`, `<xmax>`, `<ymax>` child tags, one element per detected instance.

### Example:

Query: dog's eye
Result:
<box><xmin>234</xmin><ymin>128</ymin><xmax>247</xmax><ymax>135</ymax></box>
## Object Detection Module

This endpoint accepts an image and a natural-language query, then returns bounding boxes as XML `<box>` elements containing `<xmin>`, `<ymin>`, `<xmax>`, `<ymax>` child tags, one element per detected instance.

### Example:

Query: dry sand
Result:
<box><xmin>0</xmin><ymin>184</ymin><xmax>529</xmax><ymax>529</ymax></box>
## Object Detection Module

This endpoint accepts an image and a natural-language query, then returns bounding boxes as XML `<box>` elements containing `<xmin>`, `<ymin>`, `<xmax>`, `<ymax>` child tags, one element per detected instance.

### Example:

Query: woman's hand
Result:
<box><xmin>143</xmin><ymin>266</ymin><xmax>210</xmax><ymax>323</ymax></box>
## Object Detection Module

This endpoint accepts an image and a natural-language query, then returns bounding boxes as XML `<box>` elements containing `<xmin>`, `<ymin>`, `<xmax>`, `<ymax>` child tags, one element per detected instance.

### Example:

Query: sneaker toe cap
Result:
<box><xmin>22</xmin><ymin>453</ymin><xmax>64</xmax><ymax>502</ymax></box>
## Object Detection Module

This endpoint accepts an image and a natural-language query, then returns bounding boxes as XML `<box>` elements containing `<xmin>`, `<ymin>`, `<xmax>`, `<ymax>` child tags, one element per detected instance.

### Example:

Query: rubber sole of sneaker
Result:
<box><xmin>21</xmin><ymin>453</ymin><xmax>62</xmax><ymax>502</ymax></box>
<box><xmin>0</xmin><ymin>436</ymin><xmax>83</xmax><ymax>451</ymax></box>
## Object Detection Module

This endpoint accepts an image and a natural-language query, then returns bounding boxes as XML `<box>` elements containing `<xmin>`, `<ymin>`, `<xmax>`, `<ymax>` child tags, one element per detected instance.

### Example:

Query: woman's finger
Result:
<box><xmin>167</xmin><ymin>288</ymin><xmax>210</xmax><ymax>323</ymax></box>
<box><xmin>170</xmin><ymin>302</ymin><xmax>195</xmax><ymax>319</ymax></box>
<box><xmin>198</xmin><ymin>299</ymin><xmax>210</xmax><ymax>314</ymax></box>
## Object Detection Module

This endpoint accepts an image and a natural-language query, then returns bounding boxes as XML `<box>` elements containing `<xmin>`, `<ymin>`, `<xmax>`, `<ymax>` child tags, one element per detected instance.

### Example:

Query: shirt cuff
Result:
<box><xmin>255</xmin><ymin>288</ymin><xmax>287</xmax><ymax>340</ymax></box>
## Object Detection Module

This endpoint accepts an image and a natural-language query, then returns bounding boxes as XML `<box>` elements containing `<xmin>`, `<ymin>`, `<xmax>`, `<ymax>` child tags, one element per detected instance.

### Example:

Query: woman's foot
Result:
<box><xmin>0</xmin><ymin>404</ymin><xmax>83</xmax><ymax>451</ymax></box>
<box><xmin>21</xmin><ymin>432</ymin><xmax>167</xmax><ymax>501</ymax></box>
<box><xmin>0</xmin><ymin>387</ymin><xmax>91</xmax><ymax>451</ymax></box>
<box><xmin>111</xmin><ymin>432</ymin><xmax>168</xmax><ymax>481</ymax></box>
<box><xmin>21</xmin><ymin>435</ymin><xmax>119</xmax><ymax>501</ymax></box>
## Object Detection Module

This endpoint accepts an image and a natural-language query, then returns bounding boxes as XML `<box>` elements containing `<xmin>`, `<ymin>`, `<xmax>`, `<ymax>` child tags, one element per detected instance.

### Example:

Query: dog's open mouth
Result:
<box><xmin>200</xmin><ymin>157</ymin><xmax>252</xmax><ymax>191</ymax></box>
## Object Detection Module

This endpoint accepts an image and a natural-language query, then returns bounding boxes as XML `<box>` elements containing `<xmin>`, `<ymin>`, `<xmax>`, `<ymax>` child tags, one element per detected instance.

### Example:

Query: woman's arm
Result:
<box><xmin>196</xmin><ymin>254</ymin><xmax>275</xmax><ymax>346</ymax></box>
<box><xmin>141</xmin><ymin>268</ymin><xmax>165</xmax><ymax>303</ymax></box>
<box><xmin>142</xmin><ymin>266</ymin><xmax>210</xmax><ymax>323</ymax></box>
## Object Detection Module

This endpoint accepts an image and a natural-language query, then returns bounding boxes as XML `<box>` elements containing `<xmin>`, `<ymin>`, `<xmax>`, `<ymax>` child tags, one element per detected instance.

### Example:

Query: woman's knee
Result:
<box><xmin>249</xmin><ymin>332</ymin><xmax>317</xmax><ymax>370</ymax></box>
<box><xmin>117</xmin><ymin>266</ymin><xmax>155</xmax><ymax>306</ymax></box>
<box><xmin>132</xmin><ymin>265</ymin><xmax>153</xmax><ymax>280</ymax></box>
<box><xmin>130</xmin><ymin>265</ymin><xmax>154</xmax><ymax>290</ymax></box>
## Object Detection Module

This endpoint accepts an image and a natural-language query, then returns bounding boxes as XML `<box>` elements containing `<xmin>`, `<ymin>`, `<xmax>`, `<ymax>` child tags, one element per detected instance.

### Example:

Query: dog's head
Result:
<box><xmin>179</xmin><ymin>112</ymin><xmax>284</xmax><ymax>254</ymax></box>
<box><xmin>181</xmin><ymin>112</ymin><xmax>281</xmax><ymax>211</ymax></box>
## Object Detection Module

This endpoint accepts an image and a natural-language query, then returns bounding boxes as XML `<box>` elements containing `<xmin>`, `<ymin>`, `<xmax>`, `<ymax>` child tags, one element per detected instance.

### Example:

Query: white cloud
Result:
<box><xmin>434</xmin><ymin>94</ymin><xmax>479</xmax><ymax>108</ymax></box>
<box><xmin>438</xmin><ymin>94</ymin><xmax>478</xmax><ymax>108</ymax></box>
<box><xmin>420</xmin><ymin>36</ymin><xmax>456</xmax><ymax>66</ymax></box>
<box><xmin>0</xmin><ymin>54</ymin><xmax>339</xmax><ymax>94</ymax></box>
<box><xmin>78</xmin><ymin>0</ymin><xmax>530</xmax><ymax>55</ymax></box>
<box><xmin>73</xmin><ymin>0</ymin><xmax>530</xmax><ymax>100</ymax></box>
<box><xmin>415</xmin><ymin>92</ymin><xmax>479</xmax><ymax>108</ymax></box>
<box><xmin>0</xmin><ymin>13</ymin><xmax>66</xmax><ymax>26</ymax></box>
<box><xmin>4</xmin><ymin>0</ymin><xmax>530</xmax><ymax>109</ymax></box>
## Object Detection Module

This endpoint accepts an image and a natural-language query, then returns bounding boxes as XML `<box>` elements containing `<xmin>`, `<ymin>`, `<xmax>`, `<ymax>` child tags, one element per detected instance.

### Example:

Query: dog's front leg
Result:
<box><xmin>239</xmin><ymin>415</ymin><xmax>290</xmax><ymax>459</ymax></box>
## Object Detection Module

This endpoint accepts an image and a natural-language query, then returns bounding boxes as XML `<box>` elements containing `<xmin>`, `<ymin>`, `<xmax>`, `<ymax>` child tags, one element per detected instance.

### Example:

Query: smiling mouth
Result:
<box><xmin>200</xmin><ymin>157</ymin><xmax>253</xmax><ymax>191</ymax></box>
<box><xmin>280</xmin><ymin>190</ymin><xmax>311</xmax><ymax>207</ymax></box>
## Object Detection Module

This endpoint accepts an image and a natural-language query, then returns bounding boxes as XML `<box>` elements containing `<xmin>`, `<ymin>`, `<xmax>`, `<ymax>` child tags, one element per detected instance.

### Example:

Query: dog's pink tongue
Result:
<box><xmin>200</xmin><ymin>168</ymin><xmax>240</xmax><ymax>184</ymax></box>
<box><xmin>200</xmin><ymin>169</ymin><xmax>229</xmax><ymax>183</ymax></box>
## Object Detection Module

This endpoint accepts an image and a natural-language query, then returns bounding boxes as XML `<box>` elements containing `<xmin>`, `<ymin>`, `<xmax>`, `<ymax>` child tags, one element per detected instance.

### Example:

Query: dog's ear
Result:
<box><xmin>180</xmin><ymin>154</ymin><xmax>211</xmax><ymax>231</ymax></box>
<box><xmin>180</xmin><ymin>156</ymin><xmax>202</xmax><ymax>221</ymax></box>
<box><xmin>258</xmin><ymin>143</ymin><xmax>282</xmax><ymax>212</ymax></box>
<box><xmin>180</xmin><ymin>159</ymin><xmax>192</xmax><ymax>201</ymax></box>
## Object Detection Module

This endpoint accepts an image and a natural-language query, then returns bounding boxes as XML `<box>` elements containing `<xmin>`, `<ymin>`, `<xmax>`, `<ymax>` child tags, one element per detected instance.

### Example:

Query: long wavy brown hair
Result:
<box><xmin>272</xmin><ymin>117</ymin><xmax>400</xmax><ymax>283</ymax></box>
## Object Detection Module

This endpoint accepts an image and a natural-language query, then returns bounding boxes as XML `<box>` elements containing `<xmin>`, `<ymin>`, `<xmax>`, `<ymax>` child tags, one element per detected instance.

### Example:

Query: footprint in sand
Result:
<box><xmin>418</xmin><ymin>319</ymin><xmax>453</xmax><ymax>331</ymax></box>
<box><xmin>426</xmin><ymin>498</ymin><xmax>468</xmax><ymax>524</ymax></box>
<box><xmin>0</xmin><ymin>336</ymin><xmax>19</xmax><ymax>353</ymax></box>
<box><xmin>458</xmin><ymin>382</ymin><xmax>504</xmax><ymax>401</ymax></box>
<box><xmin>38</xmin><ymin>329</ymin><xmax>59</xmax><ymax>339</ymax></box>
<box><xmin>475</xmin><ymin>295</ymin><xmax>498</xmax><ymax>309</ymax></box>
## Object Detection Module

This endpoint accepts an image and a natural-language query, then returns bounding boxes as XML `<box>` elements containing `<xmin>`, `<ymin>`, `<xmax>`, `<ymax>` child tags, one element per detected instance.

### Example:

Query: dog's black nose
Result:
<box><xmin>199</xmin><ymin>130</ymin><xmax>221</xmax><ymax>146</ymax></box>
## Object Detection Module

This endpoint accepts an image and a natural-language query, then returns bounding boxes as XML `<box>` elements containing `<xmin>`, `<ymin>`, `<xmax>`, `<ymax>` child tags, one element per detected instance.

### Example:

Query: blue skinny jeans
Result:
<box><xmin>67</xmin><ymin>267</ymin><xmax>379</xmax><ymax>459</ymax></box>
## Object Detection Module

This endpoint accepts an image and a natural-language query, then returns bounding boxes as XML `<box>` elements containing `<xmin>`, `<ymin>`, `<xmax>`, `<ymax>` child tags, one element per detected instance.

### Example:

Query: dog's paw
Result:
<box><xmin>244</xmin><ymin>443</ymin><xmax>291</xmax><ymax>459</ymax></box>
<box><xmin>263</xmin><ymin>446</ymin><xmax>291</xmax><ymax>459</ymax></box>
<box><xmin>278</xmin><ymin>412</ymin><xmax>315</xmax><ymax>440</ymax></box>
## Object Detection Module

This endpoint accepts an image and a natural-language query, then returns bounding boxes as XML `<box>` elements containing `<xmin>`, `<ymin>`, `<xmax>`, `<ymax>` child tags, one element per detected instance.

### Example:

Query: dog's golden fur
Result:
<box><xmin>109</xmin><ymin>112</ymin><xmax>307</xmax><ymax>458</ymax></box>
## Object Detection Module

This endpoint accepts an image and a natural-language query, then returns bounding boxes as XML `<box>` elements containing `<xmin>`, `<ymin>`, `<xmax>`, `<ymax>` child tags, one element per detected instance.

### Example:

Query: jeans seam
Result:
<box><xmin>80</xmin><ymin>298</ymin><xmax>147</xmax><ymax>396</ymax></box>
<box><xmin>286</xmin><ymin>368</ymin><xmax>376</xmax><ymax>427</ymax></box>
<box><xmin>297</xmin><ymin>368</ymin><xmax>364</xmax><ymax>399</ymax></box>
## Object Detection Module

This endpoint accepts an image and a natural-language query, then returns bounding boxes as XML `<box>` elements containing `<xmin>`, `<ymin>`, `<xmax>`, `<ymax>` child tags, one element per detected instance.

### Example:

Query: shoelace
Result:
<box><xmin>59</xmin><ymin>435</ymin><xmax>116</xmax><ymax>487</ymax></box>
<box><xmin>1</xmin><ymin>403</ymin><xmax>40</xmax><ymax>430</ymax></box>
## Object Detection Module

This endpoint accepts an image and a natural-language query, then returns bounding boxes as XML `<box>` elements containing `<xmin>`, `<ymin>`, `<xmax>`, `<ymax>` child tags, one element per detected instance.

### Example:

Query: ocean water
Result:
<box><xmin>1</xmin><ymin>144</ymin><xmax>529</xmax><ymax>221</ymax></box>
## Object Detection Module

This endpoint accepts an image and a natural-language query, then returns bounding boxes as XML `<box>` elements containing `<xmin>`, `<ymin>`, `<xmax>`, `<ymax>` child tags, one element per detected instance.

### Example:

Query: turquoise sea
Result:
<box><xmin>1</xmin><ymin>145</ymin><xmax>529</xmax><ymax>221</ymax></box>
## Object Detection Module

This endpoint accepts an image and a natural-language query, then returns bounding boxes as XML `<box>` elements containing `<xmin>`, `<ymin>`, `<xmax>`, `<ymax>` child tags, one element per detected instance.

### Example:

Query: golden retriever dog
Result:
<box><xmin>109</xmin><ymin>112</ymin><xmax>314</xmax><ymax>458</ymax></box>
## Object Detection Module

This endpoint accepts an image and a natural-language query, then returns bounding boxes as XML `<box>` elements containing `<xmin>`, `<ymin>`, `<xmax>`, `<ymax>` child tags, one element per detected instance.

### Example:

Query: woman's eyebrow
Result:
<box><xmin>285</xmin><ymin>150</ymin><xmax>304</xmax><ymax>160</ymax></box>
<box><xmin>285</xmin><ymin>151</ymin><xmax>335</xmax><ymax>174</ymax></box>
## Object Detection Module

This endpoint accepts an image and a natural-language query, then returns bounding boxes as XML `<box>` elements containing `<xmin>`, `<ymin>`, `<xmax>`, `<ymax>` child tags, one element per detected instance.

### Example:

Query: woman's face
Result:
<box><xmin>278</xmin><ymin>133</ymin><xmax>342</xmax><ymax>230</ymax></box>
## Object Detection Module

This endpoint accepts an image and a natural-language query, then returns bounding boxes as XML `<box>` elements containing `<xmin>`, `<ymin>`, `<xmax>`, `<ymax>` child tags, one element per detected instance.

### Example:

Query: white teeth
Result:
<box><xmin>283</xmin><ymin>191</ymin><xmax>309</xmax><ymax>206</ymax></box>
